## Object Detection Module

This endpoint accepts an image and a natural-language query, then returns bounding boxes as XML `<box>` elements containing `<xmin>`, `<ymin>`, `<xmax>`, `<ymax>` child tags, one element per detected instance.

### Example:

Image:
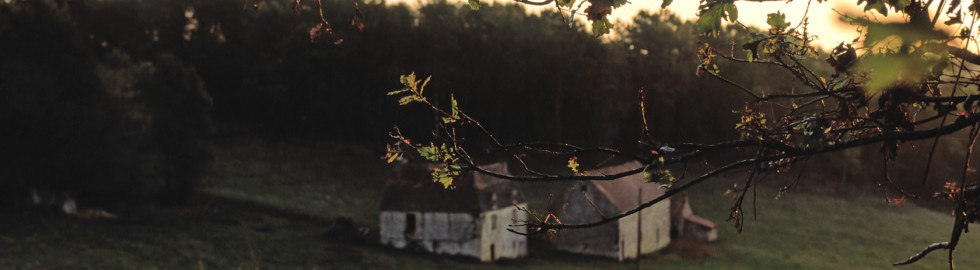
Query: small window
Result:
<box><xmin>491</xmin><ymin>214</ymin><xmax>497</xmax><ymax>230</ymax></box>
<box><xmin>406</xmin><ymin>214</ymin><xmax>417</xmax><ymax>234</ymax></box>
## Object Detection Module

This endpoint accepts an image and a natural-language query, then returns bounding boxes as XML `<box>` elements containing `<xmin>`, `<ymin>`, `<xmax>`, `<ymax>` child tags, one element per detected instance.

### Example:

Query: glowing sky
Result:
<box><xmin>613</xmin><ymin>0</ymin><xmax>862</xmax><ymax>49</ymax></box>
<box><xmin>392</xmin><ymin>0</ymin><xmax>940</xmax><ymax>50</ymax></box>
<box><xmin>540</xmin><ymin>0</ymin><xmax>883</xmax><ymax>49</ymax></box>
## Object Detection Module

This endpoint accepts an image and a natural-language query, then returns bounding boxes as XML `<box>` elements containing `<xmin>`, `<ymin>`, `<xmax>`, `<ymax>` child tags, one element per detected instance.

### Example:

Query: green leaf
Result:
<box><xmin>659</xmin><ymin>169</ymin><xmax>675</xmax><ymax>185</ymax></box>
<box><xmin>889</xmin><ymin>0</ymin><xmax>910</xmax><ymax>10</ymax></box>
<box><xmin>724</xmin><ymin>3</ymin><xmax>738</xmax><ymax>22</ymax></box>
<box><xmin>696</xmin><ymin>1</ymin><xmax>735</xmax><ymax>37</ymax></box>
<box><xmin>557</xmin><ymin>0</ymin><xmax>576</xmax><ymax>8</ymax></box>
<box><xmin>450</xmin><ymin>94</ymin><xmax>458</xmax><ymax>117</ymax></box>
<box><xmin>442</xmin><ymin>94</ymin><xmax>460</xmax><ymax>124</ymax></box>
<box><xmin>468</xmin><ymin>0</ymin><xmax>480</xmax><ymax>10</ymax></box>
<box><xmin>661</xmin><ymin>0</ymin><xmax>672</xmax><ymax>8</ymax></box>
<box><xmin>437</xmin><ymin>176</ymin><xmax>453</xmax><ymax>188</ymax></box>
<box><xmin>418</xmin><ymin>143</ymin><xmax>443</xmax><ymax>162</ymax></box>
<box><xmin>741</xmin><ymin>38</ymin><xmax>764</xmax><ymax>62</ymax></box>
<box><xmin>766</xmin><ymin>12</ymin><xmax>790</xmax><ymax>30</ymax></box>
<box><xmin>591</xmin><ymin>17</ymin><xmax>613</xmax><ymax>36</ymax></box>
<box><xmin>858</xmin><ymin>0</ymin><xmax>888</xmax><ymax>15</ymax></box>
<box><xmin>432</xmin><ymin>167</ymin><xmax>453</xmax><ymax>188</ymax></box>
<box><xmin>611</xmin><ymin>0</ymin><xmax>629</xmax><ymax>8</ymax></box>
<box><xmin>431</xmin><ymin>163</ymin><xmax>461</xmax><ymax>189</ymax></box>
<box><xmin>862</xmin><ymin>21</ymin><xmax>946</xmax><ymax>48</ymax></box>
<box><xmin>860</xmin><ymin>0</ymin><xmax>911</xmax><ymax>14</ymax></box>
<box><xmin>859</xmin><ymin>54</ymin><xmax>917</xmax><ymax>95</ymax></box>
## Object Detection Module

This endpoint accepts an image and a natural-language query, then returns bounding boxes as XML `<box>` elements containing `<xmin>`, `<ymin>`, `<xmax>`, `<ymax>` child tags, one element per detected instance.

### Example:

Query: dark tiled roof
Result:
<box><xmin>379</xmin><ymin>160</ymin><xmax>524</xmax><ymax>214</ymax></box>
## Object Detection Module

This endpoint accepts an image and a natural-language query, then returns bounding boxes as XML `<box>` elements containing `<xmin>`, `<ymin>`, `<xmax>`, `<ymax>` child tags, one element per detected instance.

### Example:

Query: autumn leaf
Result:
<box><xmin>383</xmin><ymin>144</ymin><xmax>402</xmax><ymax>163</ymax></box>
<box><xmin>310</xmin><ymin>22</ymin><xmax>344</xmax><ymax>45</ymax></box>
<box><xmin>352</xmin><ymin>2</ymin><xmax>365</xmax><ymax>32</ymax></box>
<box><xmin>309</xmin><ymin>23</ymin><xmax>324</xmax><ymax>44</ymax></box>
<box><xmin>585</xmin><ymin>0</ymin><xmax>613</xmax><ymax>21</ymax></box>
<box><xmin>891</xmin><ymin>196</ymin><xmax>907</xmax><ymax>206</ymax></box>
<box><xmin>567</xmin><ymin>156</ymin><xmax>580</xmax><ymax>174</ymax></box>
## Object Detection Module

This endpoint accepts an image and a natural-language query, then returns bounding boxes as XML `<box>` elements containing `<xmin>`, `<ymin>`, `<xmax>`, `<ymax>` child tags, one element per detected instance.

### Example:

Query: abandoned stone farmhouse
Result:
<box><xmin>379</xmin><ymin>160</ymin><xmax>527</xmax><ymax>262</ymax></box>
<box><xmin>549</xmin><ymin>161</ymin><xmax>672</xmax><ymax>261</ymax></box>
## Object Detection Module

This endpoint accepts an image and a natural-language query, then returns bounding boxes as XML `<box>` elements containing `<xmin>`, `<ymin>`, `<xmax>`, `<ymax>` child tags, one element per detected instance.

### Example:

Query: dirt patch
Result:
<box><xmin>667</xmin><ymin>236</ymin><xmax>715</xmax><ymax>259</ymax></box>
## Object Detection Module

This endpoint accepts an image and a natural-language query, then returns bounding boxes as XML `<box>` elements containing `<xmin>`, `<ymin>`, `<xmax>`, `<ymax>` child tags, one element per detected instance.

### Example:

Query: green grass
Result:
<box><xmin>199</xmin><ymin>139</ymin><xmax>387</xmax><ymax>225</ymax></box>
<box><xmin>2</xmin><ymin>139</ymin><xmax>979</xmax><ymax>269</ymax></box>
<box><xmin>672</xmin><ymin>181</ymin><xmax>980</xmax><ymax>270</ymax></box>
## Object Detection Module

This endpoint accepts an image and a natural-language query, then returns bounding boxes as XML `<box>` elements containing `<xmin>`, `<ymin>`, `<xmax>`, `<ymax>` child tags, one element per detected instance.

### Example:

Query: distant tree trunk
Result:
<box><xmin>554</xmin><ymin>90</ymin><xmax>563</xmax><ymax>142</ymax></box>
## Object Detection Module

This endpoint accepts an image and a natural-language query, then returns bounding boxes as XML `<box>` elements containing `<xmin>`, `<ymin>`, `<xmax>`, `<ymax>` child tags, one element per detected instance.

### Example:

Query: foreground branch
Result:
<box><xmin>894</xmin><ymin>242</ymin><xmax>952</xmax><ymax>266</ymax></box>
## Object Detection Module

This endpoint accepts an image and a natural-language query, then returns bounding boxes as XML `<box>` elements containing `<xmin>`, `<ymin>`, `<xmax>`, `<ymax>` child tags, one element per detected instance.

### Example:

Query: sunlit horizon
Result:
<box><xmin>390</xmin><ymin>0</ymin><xmax>966</xmax><ymax>50</ymax></box>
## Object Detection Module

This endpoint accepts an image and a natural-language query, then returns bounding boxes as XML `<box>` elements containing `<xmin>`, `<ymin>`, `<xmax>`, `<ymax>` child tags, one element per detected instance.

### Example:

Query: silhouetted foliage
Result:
<box><xmin>0</xmin><ymin>1</ymin><xmax>212</xmax><ymax>207</ymax></box>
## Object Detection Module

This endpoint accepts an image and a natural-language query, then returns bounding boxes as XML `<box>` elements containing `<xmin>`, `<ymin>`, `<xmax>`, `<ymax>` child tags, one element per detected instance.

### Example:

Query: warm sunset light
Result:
<box><xmin>5</xmin><ymin>0</ymin><xmax>980</xmax><ymax>268</ymax></box>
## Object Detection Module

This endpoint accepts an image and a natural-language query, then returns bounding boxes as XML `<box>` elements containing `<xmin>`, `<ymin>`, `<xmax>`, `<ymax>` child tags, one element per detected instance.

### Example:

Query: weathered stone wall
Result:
<box><xmin>379</xmin><ymin>211</ymin><xmax>482</xmax><ymax>258</ymax></box>
<box><xmin>550</xmin><ymin>183</ymin><xmax>621</xmax><ymax>259</ymax></box>
<box><xmin>551</xmin><ymin>182</ymin><xmax>672</xmax><ymax>261</ymax></box>
<box><xmin>479</xmin><ymin>204</ymin><xmax>529</xmax><ymax>261</ymax></box>
<box><xmin>617</xmin><ymin>199</ymin><xmax>671</xmax><ymax>261</ymax></box>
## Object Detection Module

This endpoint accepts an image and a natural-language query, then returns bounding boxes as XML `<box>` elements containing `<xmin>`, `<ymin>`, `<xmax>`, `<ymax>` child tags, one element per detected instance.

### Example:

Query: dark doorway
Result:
<box><xmin>490</xmin><ymin>244</ymin><xmax>496</xmax><ymax>261</ymax></box>
<box><xmin>406</xmin><ymin>214</ymin><xmax>417</xmax><ymax>234</ymax></box>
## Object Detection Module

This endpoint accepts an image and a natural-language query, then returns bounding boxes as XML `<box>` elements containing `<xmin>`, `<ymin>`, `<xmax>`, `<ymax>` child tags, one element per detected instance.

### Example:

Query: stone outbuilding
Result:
<box><xmin>379</xmin><ymin>160</ymin><xmax>527</xmax><ymax>262</ymax></box>
<box><xmin>670</xmin><ymin>194</ymin><xmax>718</xmax><ymax>242</ymax></box>
<box><xmin>548</xmin><ymin>161</ymin><xmax>671</xmax><ymax>261</ymax></box>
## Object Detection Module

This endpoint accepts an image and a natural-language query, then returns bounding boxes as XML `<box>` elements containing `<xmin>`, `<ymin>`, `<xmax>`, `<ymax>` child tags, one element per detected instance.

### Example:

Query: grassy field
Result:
<box><xmin>1</xmin><ymin>139</ymin><xmax>979</xmax><ymax>269</ymax></box>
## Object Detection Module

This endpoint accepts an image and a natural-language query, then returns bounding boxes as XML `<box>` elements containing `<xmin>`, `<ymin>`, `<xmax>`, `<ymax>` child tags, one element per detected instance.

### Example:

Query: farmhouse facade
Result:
<box><xmin>549</xmin><ymin>161</ymin><xmax>671</xmax><ymax>261</ymax></box>
<box><xmin>379</xmin><ymin>160</ymin><xmax>527</xmax><ymax>262</ymax></box>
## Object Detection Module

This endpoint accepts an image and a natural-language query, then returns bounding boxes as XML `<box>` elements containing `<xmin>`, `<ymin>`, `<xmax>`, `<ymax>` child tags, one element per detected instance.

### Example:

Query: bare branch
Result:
<box><xmin>513</xmin><ymin>0</ymin><xmax>554</xmax><ymax>5</ymax></box>
<box><xmin>894</xmin><ymin>242</ymin><xmax>952</xmax><ymax>266</ymax></box>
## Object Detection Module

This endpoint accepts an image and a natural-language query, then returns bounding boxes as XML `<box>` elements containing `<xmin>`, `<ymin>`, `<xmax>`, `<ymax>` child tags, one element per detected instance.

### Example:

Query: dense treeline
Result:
<box><xmin>0</xmin><ymin>1</ymin><xmax>212</xmax><ymax>207</ymax></box>
<box><xmin>63</xmin><ymin>0</ymin><xmax>769</xmax><ymax>146</ymax></box>
<box><xmin>0</xmin><ymin>0</ymin><xmax>960</xmax><ymax>206</ymax></box>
